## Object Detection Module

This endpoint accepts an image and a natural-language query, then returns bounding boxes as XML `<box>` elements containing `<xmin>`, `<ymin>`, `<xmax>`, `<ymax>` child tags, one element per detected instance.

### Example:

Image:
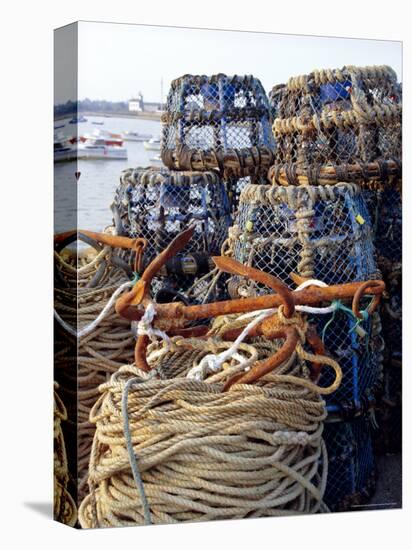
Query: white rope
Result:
<box><xmin>296</xmin><ymin>303</ymin><xmax>337</xmax><ymax>315</ymax></box>
<box><xmin>136</xmin><ymin>303</ymin><xmax>171</xmax><ymax>350</ymax></box>
<box><xmin>53</xmin><ymin>309</ymin><xmax>77</xmax><ymax>337</ymax></box>
<box><xmin>187</xmin><ymin>308</ymin><xmax>275</xmax><ymax>381</ymax></box>
<box><xmin>54</xmin><ymin>280</ymin><xmax>133</xmax><ymax>339</ymax></box>
<box><xmin>187</xmin><ymin>278</ymin><xmax>338</xmax><ymax>381</ymax></box>
<box><xmin>295</xmin><ymin>279</ymin><xmax>329</xmax><ymax>291</ymax></box>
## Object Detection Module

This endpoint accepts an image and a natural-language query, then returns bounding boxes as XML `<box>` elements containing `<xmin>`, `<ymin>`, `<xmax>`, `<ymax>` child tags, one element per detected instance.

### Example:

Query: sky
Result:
<box><xmin>55</xmin><ymin>21</ymin><xmax>402</xmax><ymax>104</ymax></box>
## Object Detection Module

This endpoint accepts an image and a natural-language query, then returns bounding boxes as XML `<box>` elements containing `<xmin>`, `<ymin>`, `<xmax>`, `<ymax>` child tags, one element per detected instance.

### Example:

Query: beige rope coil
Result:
<box><xmin>54</xmin><ymin>384</ymin><xmax>77</xmax><ymax>526</ymax></box>
<box><xmin>54</xmin><ymin>244</ymin><xmax>135</xmax><ymax>502</ymax></box>
<box><xmin>79</xmin><ymin>326</ymin><xmax>342</xmax><ymax>527</ymax></box>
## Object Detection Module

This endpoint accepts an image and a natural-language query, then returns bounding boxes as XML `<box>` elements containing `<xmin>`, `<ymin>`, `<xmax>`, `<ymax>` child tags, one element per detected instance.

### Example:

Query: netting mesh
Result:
<box><xmin>113</xmin><ymin>167</ymin><xmax>231</xmax><ymax>259</ymax></box>
<box><xmin>269</xmin><ymin>65</ymin><xmax>402</xmax><ymax>186</ymax></box>
<box><xmin>372</xmin><ymin>187</ymin><xmax>402</xmax><ymax>359</ymax></box>
<box><xmin>323</xmin><ymin>416</ymin><xmax>375</xmax><ymax>511</ymax></box>
<box><xmin>316</xmin><ymin>312</ymin><xmax>383</xmax><ymax>416</ymax></box>
<box><xmin>111</xmin><ymin>167</ymin><xmax>232</xmax><ymax>298</ymax></box>
<box><xmin>225</xmin><ymin>174</ymin><xmax>270</xmax><ymax>217</ymax></box>
<box><xmin>230</xmin><ymin>183</ymin><xmax>378</xmax><ymax>289</ymax></box>
<box><xmin>161</xmin><ymin>74</ymin><xmax>275</xmax><ymax>178</ymax></box>
<box><xmin>226</xmin><ymin>183</ymin><xmax>382</xmax><ymax>415</ymax></box>
<box><xmin>367</xmin><ymin>187</ymin><xmax>402</xmax><ymax>453</ymax></box>
<box><xmin>375</xmin><ymin>361</ymin><xmax>402</xmax><ymax>454</ymax></box>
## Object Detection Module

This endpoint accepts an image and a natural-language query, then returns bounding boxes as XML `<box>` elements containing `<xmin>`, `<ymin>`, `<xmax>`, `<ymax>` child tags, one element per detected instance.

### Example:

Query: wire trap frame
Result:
<box><xmin>226</xmin><ymin>183</ymin><xmax>382</xmax><ymax>416</ymax></box>
<box><xmin>160</xmin><ymin>74</ymin><xmax>275</xmax><ymax>178</ymax></box>
<box><xmin>323</xmin><ymin>415</ymin><xmax>376</xmax><ymax>512</ymax></box>
<box><xmin>112</xmin><ymin>166</ymin><xmax>232</xmax><ymax>271</ymax></box>
<box><xmin>269</xmin><ymin>65</ymin><xmax>401</xmax><ymax>187</ymax></box>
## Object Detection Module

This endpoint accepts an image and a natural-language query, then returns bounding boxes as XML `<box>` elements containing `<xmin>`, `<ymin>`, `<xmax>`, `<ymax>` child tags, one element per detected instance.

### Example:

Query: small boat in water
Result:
<box><xmin>54</xmin><ymin>124</ymin><xmax>65</xmax><ymax>130</ymax></box>
<box><xmin>77</xmin><ymin>137</ymin><xmax>127</xmax><ymax>160</ymax></box>
<box><xmin>69</xmin><ymin>115</ymin><xmax>88</xmax><ymax>124</ymax></box>
<box><xmin>54</xmin><ymin>138</ymin><xmax>77</xmax><ymax>162</ymax></box>
<box><xmin>92</xmin><ymin>121</ymin><xmax>105</xmax><ymax>125</ymax></box>
<box><xmin>80</xmin><ymin>130</ymin><xmax>124</xmax><ymax>147</ymax></box>
<box><xmin>143</xmin><ymin>137</ymin><xmax>161</xmax><ymax>151</ymax></box>
<box><xmin>122</xmin><ymin>131</ymin><xmax>153</xmax><ymax>142</ymax></box>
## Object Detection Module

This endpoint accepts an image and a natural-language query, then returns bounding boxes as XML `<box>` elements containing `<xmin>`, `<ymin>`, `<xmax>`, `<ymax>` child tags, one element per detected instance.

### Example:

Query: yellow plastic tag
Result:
<box><xmin>356</xmin><ymin>214</ymin><xmax>365</xmax><ymax>225</ymax></box>
<box><xmin>246</xmin><ymin>220</ymin><xmax>254</xmax><ymax>232</ymax></box>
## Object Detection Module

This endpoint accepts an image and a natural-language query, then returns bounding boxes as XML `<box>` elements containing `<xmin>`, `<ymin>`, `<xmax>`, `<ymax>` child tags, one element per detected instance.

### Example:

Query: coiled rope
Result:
<box><xmin>54</xmin><ymin>246</ymin><xmax>136</xmax><ymax>502</ymax></box>
<box><xmin>79</xmin><ymin>318</ymin><xmax>340</xmax><ymax>526</ymax></box>
<box><xmin>54</xmin><ymin>384</ymin><xmax>77</xmax><ymax>526</ymax></box>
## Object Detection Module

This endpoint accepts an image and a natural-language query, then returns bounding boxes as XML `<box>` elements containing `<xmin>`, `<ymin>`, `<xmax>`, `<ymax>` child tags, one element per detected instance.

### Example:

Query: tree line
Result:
<box><xmin>54</xmin><ymin>99</ymin><xmax>129</xmax><ymax>116</ymax></box>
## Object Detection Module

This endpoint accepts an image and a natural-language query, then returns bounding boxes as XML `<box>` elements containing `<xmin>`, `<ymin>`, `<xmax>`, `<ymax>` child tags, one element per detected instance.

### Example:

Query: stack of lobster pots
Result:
<box><xmin>226</xmin><ymin>64</ymin><xmax>401</xmax><ymax>510</ymax></box>
<box><xmin>110</xmin><ymin>74</ymin><xmax>276</xmax><ymax>301</ymax></box>
<box><xmin>77</xmin><ymin>68</ymin><xmax>401</xmax><ymax>527</ymax></box>
<box><xmin>160</xmin><ymin>73</ymin><xmax>276</xmax><ymax>214</ymax></box>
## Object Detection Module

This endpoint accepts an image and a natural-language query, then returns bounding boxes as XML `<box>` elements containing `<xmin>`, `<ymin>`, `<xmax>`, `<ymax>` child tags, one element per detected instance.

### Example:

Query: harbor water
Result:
<box><xmin>54</xmin><ymin>115</ymin><xmax>161</xmax><ymax>233</ymax></box>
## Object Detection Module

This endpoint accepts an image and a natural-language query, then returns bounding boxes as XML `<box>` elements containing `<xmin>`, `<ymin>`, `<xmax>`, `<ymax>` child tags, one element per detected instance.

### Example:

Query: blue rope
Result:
<box><xmin>321</xmin><ymin>298</ymin><xmax>373</xmax><ymax>344</ymax></box>
<box><xmin>121</xmin><ymin>377</ymin><xmax>152</xmax><ymax>525</ymax></box>
<box><xmin>131</xmin><ymin>271</ymin><xmax>140</xmax><ymax>284</ymax></box>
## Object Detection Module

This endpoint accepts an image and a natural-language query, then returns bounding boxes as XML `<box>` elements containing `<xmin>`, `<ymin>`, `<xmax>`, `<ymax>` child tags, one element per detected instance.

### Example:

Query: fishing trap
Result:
<box><xmin>160</xmin><ymin>74</ymin><xmax>275</xmax><ymax>178</ymax></box>
<box><xmin>269</xmin><ymin>65</ymin><xmax>402</xmax><ymax>187</ymax></box>
<box><xmin>226</xmin><ymin>182</ymin><xmax>383</xmax><ymax>415</ymax></box>
<box><xmin>112</xmin><ymin>167</ymin><xmax>232</xmax><ymax>300</ymax></box>
<box><xmin>323</xmin><ymin>415</ymin><xmax>376</xmax><ymax>512</ymax></box>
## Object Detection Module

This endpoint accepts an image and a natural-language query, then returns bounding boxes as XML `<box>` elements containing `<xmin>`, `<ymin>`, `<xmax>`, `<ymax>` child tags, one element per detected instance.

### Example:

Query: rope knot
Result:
<box><xmin>277</xmin><ymin>305</ymin><xmax>308</xmax><ymax>343</ymax></box>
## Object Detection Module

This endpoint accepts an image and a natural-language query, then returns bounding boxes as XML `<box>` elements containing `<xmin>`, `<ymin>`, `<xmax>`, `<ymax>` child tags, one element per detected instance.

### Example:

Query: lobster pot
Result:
<box><xmin>318</xmin><ymin>311</ymin><xmax>384</xmax><ymax>416</ymax></box>
<box><xmin>112</xmin><ymin>167</ymin><xmax>232</xmax><ymax>296</ymax></box>
<box><xmin>54</xmin><ymin>384</ymin><xmax>77</xmax><ymax>526</ymax></box>
<box><xmin>54</xmin><ymin>238</ymin><xmax>135</xmax><ymax>502</ymax></box>
<box><xmin>372</xmin><ymin>186</ymin><xmax>402</xmax><ymax>358</ymax></box>
<box><xmin>228</xmin><ymin>183</ymin><xmax>382</xmax><ymax>415</ymax></box>
<box><xmin>160</xmin><ymin>74</ymin><xmax>275</xmax><ymax>178</ymax></box>
<box><xmin>323</xmin><ymin>416</ymin><xmax>375</xmax><ymax>511</ymax></box>
<box><xmin>79</xmin><ymin>338</ymin><xmax>330</xmax><ymax>527</ymax></box>
<box><xmin>269</xmin><ymin>65</ymin><xmax>402</xmax><ymax>186</ymax></box>
<box><xmin>230</xmin><ymin>183</ymin><xmax>377</xmax><ymax>288</ymax></box>
<box><xmin>367</xmin><ymin>187</ymin><xmax>402</xmax><ymax>452</ymax></box>
<box><xmin>225</xmin><ymin>174</ymin><xmax>270</xmax><ymax>216</ymax></box>
<box><xmin>375</xmin><ymin>360</ymin><xmax>402</xmax><ymax>454</ymax></box>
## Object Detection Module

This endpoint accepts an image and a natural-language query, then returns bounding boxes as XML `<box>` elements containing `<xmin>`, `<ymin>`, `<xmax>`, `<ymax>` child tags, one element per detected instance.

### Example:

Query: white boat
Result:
<box><xmin>122</xmin><ymin>131</ymin><xmax>153</xmax><ymax>142</ymax></box>
<box><xmin>54</xmin><ymin>135</ymin><xmax>77</xmax><ymax>162</ymax></box>
<box><xmin>77</xmin><ymin>138</ymin><xmax>127</xmax><ymax>160</ymax></box>
<box><xmin>143</xmin><ymin>137</ymin><xmax>161</xmax><ymax>151</ymax></box>
<box><xmin>81</xmin><ymin>130</ymin><xmax>124</xmax><ymax>147</ymax></box>
<box><xmin>54</xmin><ymin>141</ymin><xmax>77</xmax><ymax>162</ymax></box>
<box><xmin>149</xmin><ymin>154</ymin><xmax>162</xmax><ymax>164</ymax></box>
<box><xmin>69</xmin><ymin>115</ymin><xmax>87</xmax><ymax>124</ymax></box>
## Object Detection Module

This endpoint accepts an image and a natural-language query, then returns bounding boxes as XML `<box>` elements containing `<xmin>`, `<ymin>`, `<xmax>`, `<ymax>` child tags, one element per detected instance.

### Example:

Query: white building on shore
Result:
<box><xmin>128</xmin><ymin>93</ymin><xmax>143</xmax><ymax>112</ymax></box>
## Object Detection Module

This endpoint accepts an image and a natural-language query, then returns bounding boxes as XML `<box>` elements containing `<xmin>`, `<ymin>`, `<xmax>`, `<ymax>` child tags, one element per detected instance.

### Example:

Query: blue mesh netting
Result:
<box><xmin>111</xmin><ymin>167</ymin><xmax>232</xmax><ymax>300</ymax></box>
<box><xmin>365</xmin><ymin>187</ymin><xmax>402</xmax><ymax>451</ymax></box>
<box><xmin>161</xmin><ymin>74</ymin><xmax>275</xmax><ymax>178</ymax></box>
<box><xmin>323</xmin><ymin>416</ymin><xmax>375</xmax><ymax>511</ymax></box>
<box><xmin>112</xmin><ymin>167</ymin><xmax>232</xmax><ymax>263</ymax></box>
<box><xmin>229</xmin><ymin>183</ymin><xmax>382</xmax><ymax>415</ymax></box>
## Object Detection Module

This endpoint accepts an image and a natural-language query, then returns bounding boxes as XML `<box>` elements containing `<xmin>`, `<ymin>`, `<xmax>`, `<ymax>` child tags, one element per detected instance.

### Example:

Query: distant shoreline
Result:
<box><xmin>54</xmin><ymin>111</ymin><xmax>162</xmax><ymax>122</ymax></box>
